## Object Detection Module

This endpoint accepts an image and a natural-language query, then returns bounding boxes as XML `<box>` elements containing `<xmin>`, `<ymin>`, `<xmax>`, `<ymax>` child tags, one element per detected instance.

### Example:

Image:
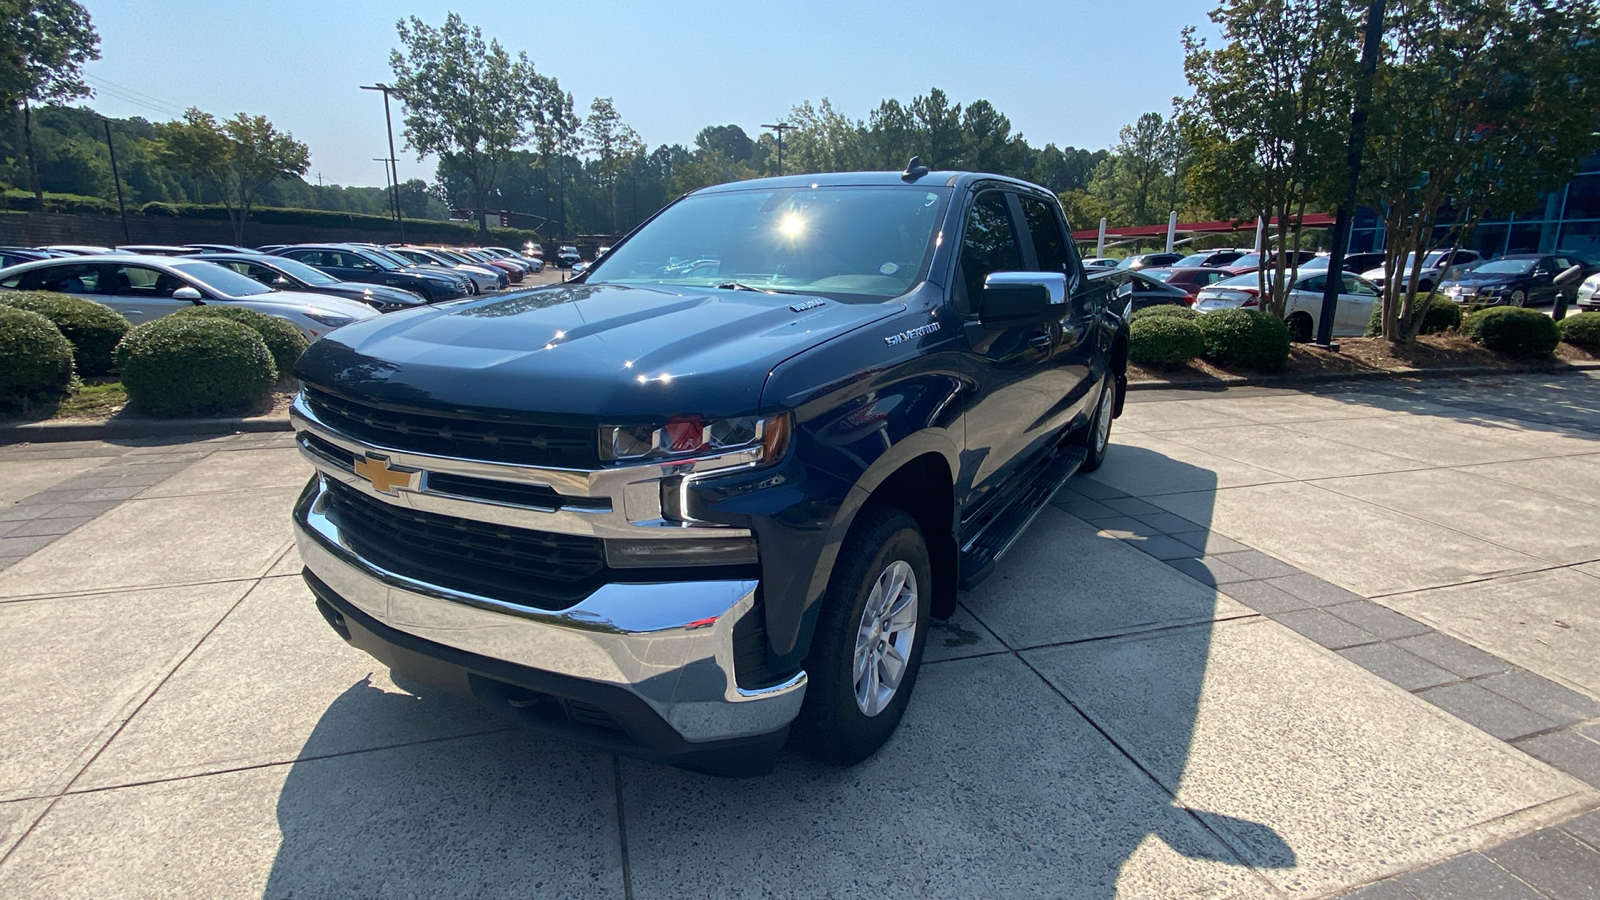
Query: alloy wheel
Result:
<box><xmin>852</xmin><ymin>560</ymin><xmax>919</xmax><ymax>716</ymax></box>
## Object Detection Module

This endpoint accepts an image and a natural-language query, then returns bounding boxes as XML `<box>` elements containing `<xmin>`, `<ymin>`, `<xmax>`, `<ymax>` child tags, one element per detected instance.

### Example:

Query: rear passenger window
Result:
<box><xmin>22</xmin><ymin>263</ymin><xmax>100</xmax><ymax>294</ymax></box>
<box><xmin>1020</xmin><ymin>197</ymin><xmax>1070</xmax><ymax>274</ymax></box>
<box><xmin>956</xmin><ymin>192</ymin><xmax>1023</xmax><ymax>314</ymax></box>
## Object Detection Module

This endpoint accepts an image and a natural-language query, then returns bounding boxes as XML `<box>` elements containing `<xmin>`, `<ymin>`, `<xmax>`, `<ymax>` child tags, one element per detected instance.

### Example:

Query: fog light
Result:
<box><xmin>604</xmin><ymin>538</ymin><xmax>759</xmax><ymax>568</ymax></box>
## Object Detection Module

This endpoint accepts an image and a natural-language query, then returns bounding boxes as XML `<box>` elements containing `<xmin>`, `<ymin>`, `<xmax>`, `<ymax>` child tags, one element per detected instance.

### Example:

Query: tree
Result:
<box><xmin>155</xmin><ymin>109</ymin><xmax>310</xmax><ymax>245</ymax></box>
<box><xmin>960</xmin><ymin>100</ymin><xmax>1026</xmax><ymax>175</ymax></box>
<box><xmin>1088</xmin><ymin>111</ymin><xmax>1187</xmax><ymax>226</ymax></box>
<box><xmin>1362</xmin><ymin>0</ymin><xmax>1600</xmax><ymax>341</ymax></box>
<box><xmin>865</xmin><ymin>99</ymin><xmax>917</xmax><ymax>171</ymax></box>
<box><xmin>584</xmin><ymin>97</ymin><xmax>643</xmax><ymax>233</ymax></box>
<box><xmin>908</xmin><ymin>88</ymin><xmax>964</xmax><ymax>169</ymax></box>
<box><xmin>694</xmin><ymin>124</ymin><xmax>753</xmax><ymax>162</ymax></box>
<box><xmin>0</xmin><ymin>0</ymin><xmax>100</xmax><ymax>210</ymax></box>
<box><xmin>785</xmin><ymin>99</ymin><xmax>864</xmax><ymax>174</ymax></box>
<box><xmin>1181</xmin><ymin>0</ymin><xmax>1359</xmax><ymax>317</ymax></box>
<box><xmin>389</xmin><ymin>13</ymin><xmax>547</xmax><ymax>236</ymax></box>
<box><xmin>531</xmin><ymin>81</ymin><xmax>581</xmax><ymax>236</ymax></box>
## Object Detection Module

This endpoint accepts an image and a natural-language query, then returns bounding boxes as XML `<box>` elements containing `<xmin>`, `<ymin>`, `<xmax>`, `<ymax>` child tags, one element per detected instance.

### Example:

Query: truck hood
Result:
<box><xmin>295</xmin><ymin>282</ymin><xmax>901</xmax><ymax>420</ymax></box>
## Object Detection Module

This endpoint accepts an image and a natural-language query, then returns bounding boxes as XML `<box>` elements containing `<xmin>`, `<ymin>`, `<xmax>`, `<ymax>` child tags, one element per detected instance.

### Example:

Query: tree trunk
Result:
<box><xmin>473</xmin><ymin>177</ymin><xmax>489</xmax><ymax>237</ymax></box>
<box><xmin>23</xmin><ymin>101</ymin><xmax>43</xmax><ymax>212</ymax></box>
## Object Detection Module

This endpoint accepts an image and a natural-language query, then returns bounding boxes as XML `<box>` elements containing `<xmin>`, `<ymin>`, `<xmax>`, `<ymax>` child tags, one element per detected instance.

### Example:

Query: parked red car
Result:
<box><xmin>1140</xmin><ymin>265</ymin><xmax>1257</xmax><ymax>303</ymax></box>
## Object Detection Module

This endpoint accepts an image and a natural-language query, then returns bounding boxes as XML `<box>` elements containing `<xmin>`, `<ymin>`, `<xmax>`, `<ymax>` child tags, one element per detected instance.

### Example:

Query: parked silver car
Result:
<box><xmin>0</xmin><ymin>255</ymin><xmax>378</xmax><ymax>340</ymax></box>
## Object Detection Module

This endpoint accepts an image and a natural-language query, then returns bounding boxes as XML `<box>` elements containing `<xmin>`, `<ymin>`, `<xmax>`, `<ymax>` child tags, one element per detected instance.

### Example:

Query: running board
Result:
<box><xmin>957</xmin><ymin>446</ymin><xmax>1087</xmax><ymax>590</ymax></box>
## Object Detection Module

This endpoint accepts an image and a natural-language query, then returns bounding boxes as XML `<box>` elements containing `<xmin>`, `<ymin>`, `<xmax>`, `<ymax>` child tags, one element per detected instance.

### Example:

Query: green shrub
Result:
<box><xmin>0</xmin><ymin>290</ymin><xmax>130</xmax><ymax>375</ymax></box>
<box><xmin>1130</xmin><ymin>304</ymin><xmax>1200</xmax><ymax>322</ymax></box>
<box><xmin>1462</xmin><ymin>306</ymin><xmax>1561</xmax><ymax>359</ymax></box>
<box><xmin>1196</xmin><ymin>309</ymin><xmax>1293</xmax><ymax>372</ymax></box>
<box><xmin>169</xmin><ymin>305</ymin><xmax>308</xmax><ymax>380</ymax></box>
<box><xmin>1366</xmin><ymin>293</ymin><xmax>1461</xmax><ymax>337</ymax></box>
<box><xmin>1557</xmin><ymin>312</ymin><xmax>1600</xmax><ymax>353</ymax></box>
<box><xmin>1129</xmin><ymin>315</ymin><xmax>1206</xmax><ymax>366</ymax></box>
<box><xmin>0</xmin><ymin>306</ymin><xmax>76</xmax><ymax>404</ymax></box>
<box><xmin>116</xmin><ymin>317</ymin><xmax>276</xmax><ymax>417</ymax></box>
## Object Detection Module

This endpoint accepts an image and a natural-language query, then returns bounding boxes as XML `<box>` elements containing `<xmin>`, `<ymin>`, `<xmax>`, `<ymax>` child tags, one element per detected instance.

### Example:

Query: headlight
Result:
<box><xmin>304</xmin><ymin>312</ymin><xmax>355</xmax><ymax>328</ymax></box>
<box><xmin>599</xmin><ymin>412</ymin><xmax>791</xmax><ymax>464</ymax></box>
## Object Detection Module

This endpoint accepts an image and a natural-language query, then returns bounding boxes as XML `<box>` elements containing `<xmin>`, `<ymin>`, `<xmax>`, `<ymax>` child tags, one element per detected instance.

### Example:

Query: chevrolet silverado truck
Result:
<box><xmin>290</xmin><ymin>165</ymin><xmax>1129</xmax><ymax>775</ymax></box>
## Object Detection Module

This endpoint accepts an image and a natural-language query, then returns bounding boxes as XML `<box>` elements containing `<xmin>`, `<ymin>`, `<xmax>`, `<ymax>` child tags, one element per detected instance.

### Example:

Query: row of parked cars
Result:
<box><xmin>1088</xmin><ymin>246</ymin><xmax>1600</xmax><ymax>340</ymax></box>
<box><xmin>0</xmin><ymin>241</ymin><xmax>549</xmax><ymax>341</ymax></box>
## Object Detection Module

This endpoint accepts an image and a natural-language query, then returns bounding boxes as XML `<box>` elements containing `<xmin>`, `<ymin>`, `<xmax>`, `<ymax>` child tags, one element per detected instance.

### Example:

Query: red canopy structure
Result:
<box><xmin>1071</xmin><ymin>213</ymin><xmax>1336</xmax><ymax>243</ymax></box>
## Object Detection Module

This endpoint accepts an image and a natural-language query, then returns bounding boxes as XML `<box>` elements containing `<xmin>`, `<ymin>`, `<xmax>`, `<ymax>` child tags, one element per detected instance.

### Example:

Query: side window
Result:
<box><xmin>1301</xmin><ymin>275</ymin><xmax>1328</xmax><ymax>293</ymax></box>
<box><xmin>956</xmin><ymin>191</ymin><xmax>1024</xmax><ymax>314</ymax></box>
<box><xmin>246</xmin><ymin>264</ymin><xmax>278</xmax><ymax>284</ymax></box>
<box><xmin>1342</xmin><ymin>275</ymin><xmax>1377</xmax><ymax>296</ymax></box>
<box><xmin>1019</xmin><ymin>196</ymin><xmax>1069</xmax><ymax>274</ymax></box>
<box><xmin>23</xmin><ymin>263</ymin><xmax>101</xmax><ymax>294</ymax></box>
<box><xmin>284</xmin><ymin>250</ymin><xmax>318</xmax><ymax>265</ymax></box>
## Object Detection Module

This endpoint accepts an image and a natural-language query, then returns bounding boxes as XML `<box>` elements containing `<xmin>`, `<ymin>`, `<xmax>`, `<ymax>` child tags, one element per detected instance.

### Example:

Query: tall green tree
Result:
<box><xmin>908</xmin><ymin>88</ymin><xmax>964</xmax><ymax>169</ymax></box>
<box><xmin>1181</xmin><ymin>0</ymin><xmax>1359</xmax><ymax>316</ymax></box>
<box><xmin>1362</xmin><ymin>0</ymin><xmax>1600</xmax><ymax>340</ymax></box>
<box><xmin>155</xmin><ymin>109</ymin><xmax>310</xmax><ymax>245</ymax></box>
<box><xmin>390</xmin><ymin>13</ymin><xmax>547</xmax><ymax>236</ymax></box>
<box><xmin>0</xmin><ymin>0</ymin><xmax>100</xmax><ymax>210</ymax></box>
<box><xmin>1087</xmin><ymin>111</ymin><xmax>1187</xmax><ymax>226</ymax></box>
<box><xmin>584</xmin><ymin>97</ymin><xmax>643</xmax><ymax>233</ymax></box>
<box><xmin>530</xmin><ymin>80</ymin><xmax>581</xmax><ymax>236</ymax></box>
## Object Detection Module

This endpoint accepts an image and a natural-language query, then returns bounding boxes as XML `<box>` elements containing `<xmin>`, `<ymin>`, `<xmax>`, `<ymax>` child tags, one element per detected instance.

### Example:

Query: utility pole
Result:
<box><xmin>1316</xmin><ymin>0</ymin><xmax>1387</xmax><ymax>349</ymax></box>
<box><xmin>762</xmin><ymin>122</ymin><xmax>792</xmax><ymax>176</ymax></box>
<box><xmin>360</xmin><ymin>84</ymin><xmax>406</xmax><ymax>243</ymax></box>
<box><xmin>100</xmin><ymin>118</ymin><xmax>131</xmax><ymax>244</ymax></box>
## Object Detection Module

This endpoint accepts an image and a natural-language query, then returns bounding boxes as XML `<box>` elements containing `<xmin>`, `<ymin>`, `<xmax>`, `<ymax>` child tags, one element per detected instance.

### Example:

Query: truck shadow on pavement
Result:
<box><xmin>263</xmin><ymin>449</ymin><xmax>1293</xmax><ymax>899</ymax></box>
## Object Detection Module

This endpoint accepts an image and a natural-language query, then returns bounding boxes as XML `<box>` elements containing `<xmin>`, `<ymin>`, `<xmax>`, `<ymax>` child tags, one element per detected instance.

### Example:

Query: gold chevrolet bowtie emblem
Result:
<box><xmin>353</xmin><ymin>454</ymin><xmax>420</xmax><ymax>495</ymax></box>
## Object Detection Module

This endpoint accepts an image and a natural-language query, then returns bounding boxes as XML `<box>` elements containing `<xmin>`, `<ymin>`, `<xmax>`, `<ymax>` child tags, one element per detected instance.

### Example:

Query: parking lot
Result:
<box><xmin>1</xmin><ymin>372</ymin><xmax>1598</xmax><ymax>898</ymax></box>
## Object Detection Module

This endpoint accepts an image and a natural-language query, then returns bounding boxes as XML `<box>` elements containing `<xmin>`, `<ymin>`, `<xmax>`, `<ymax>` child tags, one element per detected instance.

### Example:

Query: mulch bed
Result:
<box><xmin>1130</xmin><ymin>334</ymin><xmax>1599</xmax><ymax>384</ymax></box>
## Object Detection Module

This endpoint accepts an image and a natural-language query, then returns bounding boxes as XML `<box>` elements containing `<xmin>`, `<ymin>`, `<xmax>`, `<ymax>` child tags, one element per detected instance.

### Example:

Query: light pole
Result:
<box><xmin>360</xmin><ymin>83</ymin><xmax>406</xmax><ymax>243</ymax></box>
<box><xmin>762</xmin><ymin>122</ymin><xmax>792</xmax><ymax>176</ymax></box>
<box><xmin>99</xmin><ymin>117</ymin><xmax>130</xmax><ymax>244</ymax></box>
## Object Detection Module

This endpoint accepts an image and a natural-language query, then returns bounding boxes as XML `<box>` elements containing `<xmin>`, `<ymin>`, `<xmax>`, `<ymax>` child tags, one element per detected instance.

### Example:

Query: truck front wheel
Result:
<box><xmin>794</xmin><ymin>505</ymin><xmax>931</xmax><ymax>765</ymax></box>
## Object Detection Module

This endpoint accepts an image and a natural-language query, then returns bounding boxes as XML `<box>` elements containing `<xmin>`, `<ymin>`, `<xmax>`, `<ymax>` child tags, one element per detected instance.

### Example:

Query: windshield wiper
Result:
<box><xmin>715</xmin><ymin>281</ymin><xmax>803</xmax><ymax>295</ymax></box>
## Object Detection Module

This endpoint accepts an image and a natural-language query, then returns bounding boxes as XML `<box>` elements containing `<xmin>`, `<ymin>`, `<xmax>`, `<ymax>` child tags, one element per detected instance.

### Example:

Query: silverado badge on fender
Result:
<box><xmin>353</xmin><ymin>454</ymin><xmax>420</xmax><ymax>495</ymax></box>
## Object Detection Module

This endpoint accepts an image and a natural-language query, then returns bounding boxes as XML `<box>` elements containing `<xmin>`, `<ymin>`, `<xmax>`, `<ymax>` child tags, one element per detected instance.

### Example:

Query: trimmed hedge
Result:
<box><xmin>1130</xmin><ymin>315</ymin><xmax>1206</xmax><ymax>366</ymax></box>
<box><xmin>115</xmin><ymin>317</ymin><xmax>277</xmax><ymax>417</ymax></box>
<box><xmin>1366</xmin><ymin>293</ymin><xmax>1461</xmax><ymax>337</ymax></box>
<box><xmin>1196</xmin><ymin>309</ymin><xmax>1293</xmax><ymax>372</ymax></box>
<box><xmin>1557</xmin><ymin>312</ymin><xmax>1600</xmax><ymax>353</ymax></box>
<box><xmin>170</xmin><ymin>306</ymin><xmax>308</xmax><ymax>380</ymax></box>
<box><xmin>0</xmin><ymin>291</ymin><xmax>130</xmax><ymax>375</ymax></box>
<box><xmin>0</xmin><ymin>306</ymin><xmax>76</xmax><ymax>403</ymax></box>
<box><xmin>1130</xmin><ymin>304</ymin><xmax>1200</xmax><ymax>322</ymax></box>
<box><xmin>1462</xmin><ymin>306</ymin><xmax>1562</xmax><ymax>358</ymax></box>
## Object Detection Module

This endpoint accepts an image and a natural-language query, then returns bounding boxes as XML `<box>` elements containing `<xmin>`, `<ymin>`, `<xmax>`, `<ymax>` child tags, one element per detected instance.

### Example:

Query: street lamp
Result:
<box><xmin>762</xmin><ymin>122</ymin><xmax>792</xmax><ymax>177</ymax></box>
<box><xmin>360</xmin><ymin>83</ymin><xmax>405</xmax><ymax>243</ymax></box>
<box><xmin>98</xmin><ymin>117</ymin><xmax>131</xmax><ymax>244</ymax></box>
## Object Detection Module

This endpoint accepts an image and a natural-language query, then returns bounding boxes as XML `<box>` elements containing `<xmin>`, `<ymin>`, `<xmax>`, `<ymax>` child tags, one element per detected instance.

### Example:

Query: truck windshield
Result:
<box><xmin>585</xmin><ymin>185</ymin><xmax>951</xmax><ymax>301</ymax></box>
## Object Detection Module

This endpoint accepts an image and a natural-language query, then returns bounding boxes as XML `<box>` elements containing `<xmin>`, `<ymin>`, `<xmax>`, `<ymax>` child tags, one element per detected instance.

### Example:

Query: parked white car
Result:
<box><xmin>1194</xmin><ymin>270</ymin><xmax>1382</xmax><ymax>341</ymax></box>
<box><xmin>0</xmin><ymin>255</ymin><xmax>378</xmax><ymax>340</ymax></box>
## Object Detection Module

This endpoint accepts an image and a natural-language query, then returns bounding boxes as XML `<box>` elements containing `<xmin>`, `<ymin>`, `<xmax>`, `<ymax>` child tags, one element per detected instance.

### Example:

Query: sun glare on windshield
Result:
<box><xmin>778</xmin><ymin>212</ymin><xmax>806</xmax><ymax>239</ymax></box>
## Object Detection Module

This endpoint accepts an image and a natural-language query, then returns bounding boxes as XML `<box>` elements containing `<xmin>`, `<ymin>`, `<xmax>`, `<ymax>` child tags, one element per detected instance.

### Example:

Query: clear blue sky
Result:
<box><xmin>82</xmin><ymin>0</ymin><xmax>1220</xmax><ymax>189</ymax></box>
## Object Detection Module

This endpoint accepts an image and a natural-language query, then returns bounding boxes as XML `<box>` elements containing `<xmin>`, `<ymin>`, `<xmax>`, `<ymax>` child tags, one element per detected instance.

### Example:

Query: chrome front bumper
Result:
<box><xmin>294</xmin><ymin>474</ymin><xmax>806</xmax><ymax>744</ymax></box>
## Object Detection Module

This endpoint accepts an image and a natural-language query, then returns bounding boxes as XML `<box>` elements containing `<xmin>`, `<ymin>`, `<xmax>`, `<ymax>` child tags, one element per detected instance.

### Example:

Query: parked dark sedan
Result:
<box><xmin>184</xmin><ymin>253</ymin><xmax>428</xmax><ymax>312</ymax></box>
<box><xmin>0</xmin><ymin>247</ymin><xmax>54</xmax><ymax>269</ymax></box>
<box><xmin>1438</xmin><ymin>253</ymin><xmax>1588</xmax><ymax>308</ymax></box>
<box><xmin>271</xmin><ymin>244</ymin><xmax>470</xmax><ymax>303</ymax></box>
<box><xmin>1091</xmin><ymin>267</ymin><xmax>1194</xmax><ymax>311</ymax></box>
<box><xmin>1172</xmin><ymin>249</ymin><xmax>1251</xmax><ymax>268</ymax></box>
<box><xmin>1139</xmin><ymin>265</ymin><xmax>1255</xmax><ymax>302</ymax></box>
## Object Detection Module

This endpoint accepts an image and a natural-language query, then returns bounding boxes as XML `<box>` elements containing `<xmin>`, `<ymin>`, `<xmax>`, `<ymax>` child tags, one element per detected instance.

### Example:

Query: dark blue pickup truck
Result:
<box><xmin>290</xmin><ymin>166</ymin><xmax>1129</xmax><ymax>775</ymax></box>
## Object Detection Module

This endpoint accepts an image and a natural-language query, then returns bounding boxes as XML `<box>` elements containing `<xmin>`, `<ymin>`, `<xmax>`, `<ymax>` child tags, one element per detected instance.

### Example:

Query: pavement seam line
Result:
<box><xmin>613</xmin><ymin>755</ymin><xmax>635</xmax><ymax>900</ymax></box>
<box><xmin>42</xmin><ymin>727</ymin><xmax>518</xmax><ymax>799</ymax></box>
<box><xmin>0</xmin><ymin>572</ymin><xmax>260</xmax><ymax>870</ymax></box>
<box><xmin>1010</xmin><ymin>652</ymin><xmax>1289</xmax><ymax>897</ymax></box>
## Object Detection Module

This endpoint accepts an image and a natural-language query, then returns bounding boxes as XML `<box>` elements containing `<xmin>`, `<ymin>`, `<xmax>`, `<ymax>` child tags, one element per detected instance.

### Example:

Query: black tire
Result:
<box><xmin>1286</xmin><ymin>312</ymin><xmax>1313</xmax><ymax>343</ymax></box>
<box><xmin>1075</xmin><ymin>375</ymin><xmax>1116</xmax><ymax>473</ymax></box>
<box><xmin>793</xmin><ymin>504</ymin><xmax>931</xmax><ymax>766</ymax></box>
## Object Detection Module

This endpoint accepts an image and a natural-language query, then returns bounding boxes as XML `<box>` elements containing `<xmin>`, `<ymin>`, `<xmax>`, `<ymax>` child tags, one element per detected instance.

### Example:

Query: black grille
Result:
<box><xmin>322</xmin><ymin>479</ymin><xmax>604</xmax><ymax>610</ymax></box>
<box><xmin>305</xmin><ymin>388</ymin><xmax>597</xmax><ymax>469</ymax></box>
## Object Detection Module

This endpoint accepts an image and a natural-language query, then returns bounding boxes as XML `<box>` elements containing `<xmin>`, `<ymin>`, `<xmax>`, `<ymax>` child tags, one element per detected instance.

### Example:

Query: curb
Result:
<box><xmin>0</xmin><ymin>412</ymin><xmax>292</xmax><ymax>445</ymax></box>
<box><xmin>1128</xmin><ymin>359</ymin><xmax>1600</xmax><ymax>393</ymax></box>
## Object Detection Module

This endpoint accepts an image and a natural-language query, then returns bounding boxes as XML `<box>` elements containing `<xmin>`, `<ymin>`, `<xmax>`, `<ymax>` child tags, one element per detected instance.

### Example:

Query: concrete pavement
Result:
<box><xmin>1</xmin><ymin>373</ymin><xmax>1598</xmax><ymax>898</ymax></box>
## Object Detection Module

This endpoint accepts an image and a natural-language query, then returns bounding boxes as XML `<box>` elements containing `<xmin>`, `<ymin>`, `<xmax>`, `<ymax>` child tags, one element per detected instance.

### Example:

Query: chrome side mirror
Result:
<box><xmin>172</xmin><ymin>286</ymin><xmax>204</xmax><ymax>303</ymax></box>
<box><xmin>980</xmin><ymin>271</ymin><xmax>1065</xmax><ymax>330</ymax></box>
